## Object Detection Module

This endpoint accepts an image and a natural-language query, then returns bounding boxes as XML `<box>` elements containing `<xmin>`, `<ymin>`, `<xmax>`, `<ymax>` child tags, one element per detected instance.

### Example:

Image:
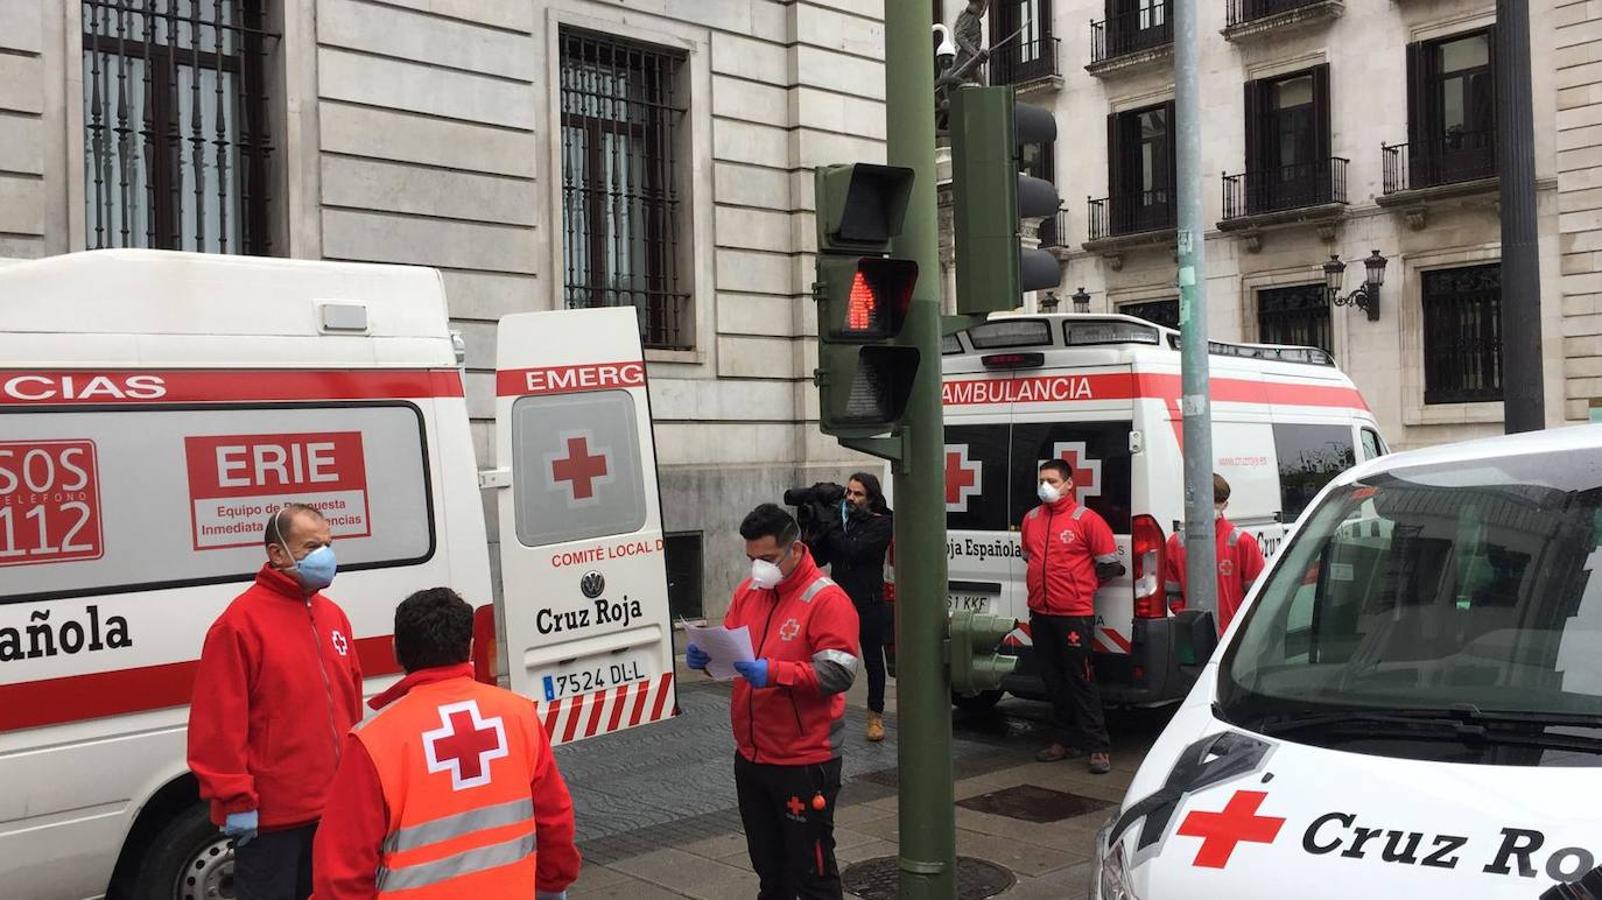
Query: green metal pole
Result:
<box><xmin>884</xmin><ymin>1</ymin><xmax>955</xmax><ymax>897</ymax></box>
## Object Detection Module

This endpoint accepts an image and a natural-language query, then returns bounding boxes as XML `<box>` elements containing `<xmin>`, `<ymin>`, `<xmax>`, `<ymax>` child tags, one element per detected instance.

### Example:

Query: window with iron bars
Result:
<box><xmin>1423</xmin><ymin>263</ymin><xmax>1502</xmax><ymax>405</ymax></box>
<box><xmin>1257</xmin><ymin>283</ymin><xmax>1331</xmax><ymax>352</ymax></box>
<box><xmin>560</xmin><ymin>30</ymin><xmax>691</xmax><ymax>351</ymax></box>
<box><xmin>81</xmin><ymin>0</ymin><xmax>275</xmax><ymax>255</ymax></box>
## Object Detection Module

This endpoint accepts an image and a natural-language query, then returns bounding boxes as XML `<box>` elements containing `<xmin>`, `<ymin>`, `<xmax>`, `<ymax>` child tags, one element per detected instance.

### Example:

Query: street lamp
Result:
<box><xmin>1039</xmin><ymin>291</ymin><xmax>1060</xmax><ymax>312</ymax></box>
<box><xmin>1071</xmin><ymin>286</ymin><xmax>1091</xmax><ymax>313</ymax></box>
<box><xmin>1324</xmin><ymin>250</ymin><xmax>1387</xmax><ymax>322</ymax></box>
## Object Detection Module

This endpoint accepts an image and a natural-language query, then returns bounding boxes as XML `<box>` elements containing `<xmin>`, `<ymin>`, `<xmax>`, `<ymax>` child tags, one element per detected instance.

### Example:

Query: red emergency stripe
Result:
<box><xmin>0</xmin><ymin>369</ymin><xmax>464</xmax><ymax>405</ymax></box>
<box><xmin>1100</xmin><ymin>628</ymin><xmax>1133</xmax><ymax>654</ymax></box>
<box><xmin>941</xmin><ymin>372</ymin><xmax>1368</xmax><ymax>411</ymax></box>
<box><xmin>0</xmin><ymin>635</ymin><xmax>402</xmax><ymax>733</ymax></box>
<box><xmin>495</xmin><ymin>361</ymin><xmax>646</xmax><ymax>397</ymax></box>
<box><xmin>538</xmin><ymin>673</ymin><xmax>676</xmax><ymax>745</ymax></box>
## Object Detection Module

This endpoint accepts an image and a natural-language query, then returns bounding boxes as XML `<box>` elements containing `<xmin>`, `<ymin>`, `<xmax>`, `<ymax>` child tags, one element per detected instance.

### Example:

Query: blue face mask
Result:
<box><xmin>291</xmin><ymin>544</ymin><xmax>337</xmax><ymax>591</ymax></box>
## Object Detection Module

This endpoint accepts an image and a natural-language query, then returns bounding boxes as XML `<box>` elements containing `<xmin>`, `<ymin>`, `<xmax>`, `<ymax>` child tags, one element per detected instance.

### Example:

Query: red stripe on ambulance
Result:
<box><xmin>941</xmin><ymin>373</ymin><xmax>1368</xmax><ymax>411</ymax></box>
<box><xmin>540</xmin><ymin>672</ymin><xmax>675</xmax><ymax>746</ymax></box>
<box><xmin>0</xmin><ymin>369</ymin><xmax>464</xmax><ymax>404</ymax></box>
<box><xmin>496</xmin><ymin>361</ymin><xmax>646</xmax><ymax>397</ymax></box>
<box><xmin>0</xmin><ymin>635</ymin><xmax>402</xmax><ymax>733</ymax></box>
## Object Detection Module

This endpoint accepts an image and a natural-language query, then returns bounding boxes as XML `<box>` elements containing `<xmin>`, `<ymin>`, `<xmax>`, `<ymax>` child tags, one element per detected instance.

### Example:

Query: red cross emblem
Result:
<box><xmin>1066</xmin><ymin>630</ymin><xmax>1081</xmax><ymax>648</ymax></box>
<box><xmin>944</xmin><ymin>444</ymin><xmax>982</xmax><ymax>512</ymax></box>
<box><xmin>1176</xmin><ymin>790</ymin><xmax>1286</xmax><ymax>869</ymax></box>
<box><xmin>330</xmin><ymin>629</ymin><xmax>348</xmax><ymax>657</ymax></box>
<box><xmin>549</xmin><ymin>433</ymin><xmax>610</xmax><ymax>503</ymax></box>
<box><xmin>779</xmin><ymin>617</ymin><xmax>800</xmax><ymax>641</ymax></box>
<box><xmin>786</xmin><ymin>795</ymin><xmax>806</xmax><ymax>817</ymax></box>
<box><xmin>1043</xmin><ymin>442</ymin><xmax>1103</xmax><ymax>505</ymax></box>
<box><xmin>422</xmin><ymin>700</ymin><xmax>509</xmax><ymax>791</ymax></box>
<box><xmin>1219</xmin><ymin>558</ymin><xmax>1235</xmax><ymax>577</ymax></box>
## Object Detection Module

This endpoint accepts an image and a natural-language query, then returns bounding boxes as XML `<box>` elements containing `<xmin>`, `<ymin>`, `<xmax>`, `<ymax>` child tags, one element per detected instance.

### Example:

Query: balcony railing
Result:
<box><xmin>1222</xmin><ymin>157</ymin><xmax>1348</xmax><ymax>220</ymax></box>
<box><xmin>1038</xmin><ymin>209</ymin><xmax>1070</xmax><ymax>249</ymax></box>
<box><xmin>1088</xmin><ymin>191</ymin><xmax>1176</xmax><ymax>241</ymax></box>
<box><xmin>991</xmin><ymin>36</ymin><xmax>1061</xmax><ymax>86</ymax></box>
<box><xmin>1090</xmin><ymin>1</ymin><xmax>1173</xmax><ymax>65</ymax></box>
<box><xmin>1226</xmin><ymin>0</ymin><xmax>1326</xmax><ymax>25</ymax></box>
<box><xmin>1382</xmin><ymin>130</ymin><xmax>1497</xmax><ymax>194</ymax></box>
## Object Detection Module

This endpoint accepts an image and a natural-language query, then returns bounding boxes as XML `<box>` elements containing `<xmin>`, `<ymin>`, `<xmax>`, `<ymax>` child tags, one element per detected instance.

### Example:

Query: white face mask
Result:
<box><xmin>1037</xmin><ymin>482</ymin><xmax>1062</xmax><ymax>505</ymax></box>
<box><xmin>750</xmin><ymin>544</ymin><xmax>792</xmax><ymax>590</ymax></box>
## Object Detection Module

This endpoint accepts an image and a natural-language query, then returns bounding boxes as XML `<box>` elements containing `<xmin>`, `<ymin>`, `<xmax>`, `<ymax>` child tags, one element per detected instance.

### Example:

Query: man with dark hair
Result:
<box><xmin>686</xmin><ymin>502</ymin><xmax>860</xmax><ymax>899</ymax></box>
<box><xmin>814</xmin><ymin>471</ymin><xmax>894</xmax><ymax>741</ymax></box>
<box><xmin>312</xmin><ymin>588</ymin><xmax>581</xmax><ymax>900</ymax></box>
<box><xmin>1164</xmin><ymin>473</ymin><xmax>1267</xmax><ymax>634</ymax></box>
<box><xmin>189</xmin><ymin>503</ymin><xmax>361</xmax><ymax>900</ymax></box>
<box><xmin>1021</xmin><ymin>460</ymin><xmax>1123</xmax><ymax>774</ymax></box>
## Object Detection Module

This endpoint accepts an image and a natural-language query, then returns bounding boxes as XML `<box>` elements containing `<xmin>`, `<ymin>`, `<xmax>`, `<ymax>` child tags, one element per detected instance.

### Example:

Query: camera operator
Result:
<box><xmin>811</xmin><ymin>473</ymin><xmax>894</xmax><ymax>743</ymax></box>
<box><xmin>782</xmin><ymin>482</ymin><xmax>845</xmax><ymax>559</ymax></box>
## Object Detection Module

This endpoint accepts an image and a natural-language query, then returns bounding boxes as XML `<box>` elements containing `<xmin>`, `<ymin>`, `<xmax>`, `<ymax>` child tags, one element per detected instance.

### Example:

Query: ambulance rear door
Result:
<box><xmin>492</xmin><ymin>307</ymin><xmax>676</xmax><ymax>745</ymax></box>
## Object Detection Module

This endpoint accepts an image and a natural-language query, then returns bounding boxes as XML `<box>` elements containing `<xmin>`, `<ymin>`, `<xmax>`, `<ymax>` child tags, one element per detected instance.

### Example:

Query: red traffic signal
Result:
<box><xmin>821</xmin><ymin>257</ymin><xmax>917</xmax><ymax>342</ymax></box>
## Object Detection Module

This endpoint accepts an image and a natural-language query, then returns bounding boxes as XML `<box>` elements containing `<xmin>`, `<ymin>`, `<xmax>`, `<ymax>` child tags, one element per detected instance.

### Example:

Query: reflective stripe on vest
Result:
<box><xmin>1227</xmin><ymin>527</ymin><xmax>1241</xmax><ymax>548</ymax></box>
<box><xmin>1071</xmin><ymin>506</ymin><xmax>1087</xmax><ymax>520</ymax></box>
<box><xmin>384</xmin><ymin>798</ymin><xmax>535</xmax><ymax>854</ymax></box>
<box><xmin>377</xmin><ymin>829</ymin><xmax>537</xmax><ymax>892</ymax></box>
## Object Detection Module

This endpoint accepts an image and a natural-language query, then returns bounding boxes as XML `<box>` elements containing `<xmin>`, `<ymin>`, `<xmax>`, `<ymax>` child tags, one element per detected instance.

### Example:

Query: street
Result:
<box><xmin>554</xmin><ymin>660</ymin><xmax>1169</xmax><ymax>899</ymax></box>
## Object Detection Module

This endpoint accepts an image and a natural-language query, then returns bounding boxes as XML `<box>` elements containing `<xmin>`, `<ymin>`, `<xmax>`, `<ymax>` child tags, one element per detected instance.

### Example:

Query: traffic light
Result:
<box><xmin>948</xmin><ymin>610</ymin><xmax>1019</xmax><ymax>696</ymax></box>
<box><xmin>949</xmin><ymin>86</ymin><xmax>1060</xmax><ymax>317</ymax></box>
<box><xmin>812</xmin><ymin>163</ymin><xmax>921</xmax><ymax>438</ymax></box>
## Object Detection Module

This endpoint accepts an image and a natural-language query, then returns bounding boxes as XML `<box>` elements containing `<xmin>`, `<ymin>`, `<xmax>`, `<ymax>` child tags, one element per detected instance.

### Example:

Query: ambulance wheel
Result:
<box><xmin>951</xmin><ymin>689</ymin><xmax>1004</xmax><ymax>714</ymax></box>
<box><xmin>136</xmin><ymin>803</ymin><xmax>235</xmax><ymax>900</ymax></box>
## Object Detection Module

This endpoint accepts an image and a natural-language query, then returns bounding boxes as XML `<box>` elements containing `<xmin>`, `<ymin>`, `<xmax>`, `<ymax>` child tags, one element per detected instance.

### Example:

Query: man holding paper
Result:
<box><xmin>687</xmin><ymin>503</ymin><xmax>860</xmax><ymax>900</ymax></box>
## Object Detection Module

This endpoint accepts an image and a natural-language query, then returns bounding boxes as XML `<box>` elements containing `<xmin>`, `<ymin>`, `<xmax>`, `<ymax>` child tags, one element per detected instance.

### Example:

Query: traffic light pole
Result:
<box><xmin>884</xmin><ymin>0</ymin><xmax>956</xmax><ymax>896</ymax></box>
<box><xmin>1497</xmin><ymin>0</ymin><xmax>1545</xmax><ymax>434</ymax></box>
<box><xmin>1176</xmin><ymin>0</ymin><xmax>1219</xmax><ymax>619</ymax></box>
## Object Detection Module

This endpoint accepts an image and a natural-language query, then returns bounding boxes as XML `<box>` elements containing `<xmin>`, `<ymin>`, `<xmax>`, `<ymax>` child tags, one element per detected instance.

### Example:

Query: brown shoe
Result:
<box><xmin>1035</xmin><ymin>742</ymin><xmax>1079</xmax><ymax>762</ymax></box>
<box><xmin>866</xmin><ymin>712</ymin><xmax>886</xmax><ymax>742</ymax></box>
<box><xmin>1089</xmin><ymin>752</ymin><xmax>1112</xmax><ymax>775</ymax></box>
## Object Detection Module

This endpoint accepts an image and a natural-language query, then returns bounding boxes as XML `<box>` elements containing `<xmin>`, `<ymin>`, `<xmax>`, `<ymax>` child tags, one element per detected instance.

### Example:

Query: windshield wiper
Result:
<box><xmin>1236</xmin><ymin>704</ymin><xmax>1602</xmax><ymax>754</ymax></box>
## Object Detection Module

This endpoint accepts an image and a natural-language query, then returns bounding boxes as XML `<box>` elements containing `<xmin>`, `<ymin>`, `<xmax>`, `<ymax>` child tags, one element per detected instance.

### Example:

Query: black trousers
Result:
<box><xmin>1029</xmin><ymin>613</ymin><xmax>1111</xmax><ymax>753</ymax></box>
<box><xmin>858</xmin><ymin>601</ymin><xmax>891</xmax><ymax>714</ymax></box>
<box><xmin>735</xmin><ymin>754</ymin><xmax>844</xmax><ymax>900</ymax></box>
<box><xmin>234</xmin><ymin>822</ymin><xmax>316</xmax><ymax>900</ymax></box>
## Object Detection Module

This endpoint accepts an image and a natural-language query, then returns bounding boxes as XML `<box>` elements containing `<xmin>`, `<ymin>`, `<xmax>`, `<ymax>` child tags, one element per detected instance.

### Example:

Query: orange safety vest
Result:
<box><xmin>354</xmin><ymin>677</ymin><xmax>543</xmax><ymax>898</ymax></box>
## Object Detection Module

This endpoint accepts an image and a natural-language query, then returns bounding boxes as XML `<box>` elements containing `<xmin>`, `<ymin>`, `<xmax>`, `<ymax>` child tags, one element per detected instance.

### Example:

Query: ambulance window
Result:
<box><xmin>943</xmin><ymin>424</ymin><xmax>1010</xmax><ymax>533</ymax></box>
<box><xmin>1360</xmin><ymin>428</ymin><xmax>1385</xmax><ymax>461</ymax></box>
<box><xmin>0</xmin><ymin>404</ymin><xmax>433</xmax><ymax>603</ymax></box>
<box><xmin>510</xmin><ymin>390</ymin><xmax>647</xmax><ymax>547</ymax></box>
<box><xmin>1011</xmin><ymin>421</ymin><xmax>1134</xmax><ymax>533</ymax></box>
<box><xmin>1272</xmin><ymin>423</ymin><xmax>1356</xmax><ymax>522</ymax></box>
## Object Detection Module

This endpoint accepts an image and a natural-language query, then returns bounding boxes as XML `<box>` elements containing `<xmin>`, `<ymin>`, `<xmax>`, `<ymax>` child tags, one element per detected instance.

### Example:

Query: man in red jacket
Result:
<box><xmin>1021</xmin><ymin>460</ymin><xmax>1123</xmax><ymax>774</ymax></box>
<box><xmin>188</xmin><ymin>504</ymin><xmax>363</xmax><ymax>900</ymax></box>
<box><xmin>1164</xmin><ymin>473</ymin><xmax>1268</xmax><ymax>634</ymax></box>
<box><xmin>687</xmin><ymin>503</ymin><xmax>860</xmax><ymax>900</ymax></box>
<box><xmin>311</xmin><ymin>587</ymin><xmax>580</xmax><ymax>899</ymax></box>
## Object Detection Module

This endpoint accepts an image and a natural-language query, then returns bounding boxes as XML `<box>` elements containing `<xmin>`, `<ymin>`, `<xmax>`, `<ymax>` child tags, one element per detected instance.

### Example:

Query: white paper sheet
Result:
<box><xmin>683</xmin><ymin>622</ymin><xmax>755</xmax><ymax>681</ymax></box>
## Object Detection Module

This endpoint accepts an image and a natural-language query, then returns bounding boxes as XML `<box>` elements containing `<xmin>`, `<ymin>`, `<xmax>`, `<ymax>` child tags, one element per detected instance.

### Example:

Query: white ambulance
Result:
<box><xmin>0</xmin><ymin>250</ymin><xmax>679</xmax><ymax>900</ymax></box>
<box><xmin>923</xmin><ymin>314</ymin><xmax>1384</xmax><ymax>711</ymax></box>
<box><xmin>1094</xmin><ymin>424</ymin><xmax>1602</xmax><ymax>899</ymax></box>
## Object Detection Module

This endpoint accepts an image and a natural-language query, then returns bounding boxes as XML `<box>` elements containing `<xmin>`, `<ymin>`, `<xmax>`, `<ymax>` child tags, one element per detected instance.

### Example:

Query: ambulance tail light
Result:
<box><xmin>472</xmin><ymin>604</ymin><xmax>498</xmax><ymax>684</ymax></box>
<box><xmin>980</xmin><ymin>352</ymin><xmax>1044</xmax><ymax>369</ymax></box>
<box><xmin>1131</xmin><ymin>514</ymin><xmax>1166</xmax><ymax>619</ymax></box>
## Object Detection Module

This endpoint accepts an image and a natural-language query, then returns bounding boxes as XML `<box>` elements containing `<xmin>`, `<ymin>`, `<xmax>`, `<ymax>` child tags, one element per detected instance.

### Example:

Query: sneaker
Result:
<box><xmin>1035</xmin><ymin>742</ymin><xmax>1079</xmax><ymax>762</ymax></box>
<box><xmin>866</xmin><ymin>712</ymin><xmax>886</xmax><ymax>742</ymax></box>
<box><xmin>1089</xmin><ymin>752</ymin><xmax>1112</xmax><ymax>775</ymax></box>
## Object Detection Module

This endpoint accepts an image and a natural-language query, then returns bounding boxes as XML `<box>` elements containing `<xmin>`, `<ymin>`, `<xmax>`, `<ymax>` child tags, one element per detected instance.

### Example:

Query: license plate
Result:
<box><xmin>946</xmin><ymin>594</ymin><xmax>993</xmax><ymax>612</ymax></box>
<box><xmin>540</xmin><ymin>654</ymin><xmax>651</xmax><ymax>702</ymax></box>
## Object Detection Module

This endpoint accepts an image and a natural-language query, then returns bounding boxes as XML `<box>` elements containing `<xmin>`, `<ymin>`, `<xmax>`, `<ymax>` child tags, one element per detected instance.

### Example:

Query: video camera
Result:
<box><xmin>782</xmin><ymin>482</ymin><xmax>846</xmax><ymax>547</ymax></box>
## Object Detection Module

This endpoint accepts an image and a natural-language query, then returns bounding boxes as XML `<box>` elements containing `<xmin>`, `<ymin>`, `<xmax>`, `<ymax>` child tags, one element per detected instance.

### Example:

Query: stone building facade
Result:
<box><xmin>0</xmin><ymin>0</ymin><xmax>888</xmax><ymax>618</ymax></box>
<box><xmin>955</xmin><ymin>0</ymin><xmax>1594</xmax><ymax>447</ymax></box>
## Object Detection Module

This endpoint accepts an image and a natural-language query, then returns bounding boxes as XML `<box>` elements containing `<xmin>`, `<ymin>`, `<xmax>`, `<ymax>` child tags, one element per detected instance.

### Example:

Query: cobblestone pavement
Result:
<box><xmin>555</xmin><ymin>668</ymin><xmax>1170</xmax><ymax>899</ymax></box>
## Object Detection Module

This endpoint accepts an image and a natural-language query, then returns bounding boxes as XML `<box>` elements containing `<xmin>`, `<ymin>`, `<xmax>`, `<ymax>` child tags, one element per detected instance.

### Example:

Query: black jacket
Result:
<box><xmin>814</xmin><ymin>506</ymin><xmax>893</xmax><ymax>608</ymax></box>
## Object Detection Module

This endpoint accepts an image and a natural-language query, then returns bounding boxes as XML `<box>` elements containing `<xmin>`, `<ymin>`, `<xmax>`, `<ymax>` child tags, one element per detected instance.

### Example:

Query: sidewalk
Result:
<box><xmin>557</xmin><ymin>660</ymin><xmax>1156</xmax><ymax>899</ymax></box>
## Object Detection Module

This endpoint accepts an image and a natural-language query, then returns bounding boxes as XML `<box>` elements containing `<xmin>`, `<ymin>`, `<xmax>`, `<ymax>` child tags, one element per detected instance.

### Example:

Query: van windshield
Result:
<box><xmin>1218</xmin><ymin>448</ymin><xmax>1602</xmax><ymax>766</ymax></box>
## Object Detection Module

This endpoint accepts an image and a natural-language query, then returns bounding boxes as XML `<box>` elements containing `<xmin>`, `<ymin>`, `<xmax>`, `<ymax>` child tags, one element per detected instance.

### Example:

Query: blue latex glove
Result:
<box><xmin>222</xmin><ymin>809</ymin><xmax>258</xmax><ymax>847</ymax></box>
<box><xmin>733</xmin><ymin>658</ymin><xmax>770</xmax><ymax>688</ymax></box>
<box><xmin>686</xmin><ymin>643</ymin><xmax>710</xmax><ymax>671</ymax></box>
<box><xmin>536</xmin><ymin>892</ymin><xmax>568</xmax><ymax>900</ymax></box>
